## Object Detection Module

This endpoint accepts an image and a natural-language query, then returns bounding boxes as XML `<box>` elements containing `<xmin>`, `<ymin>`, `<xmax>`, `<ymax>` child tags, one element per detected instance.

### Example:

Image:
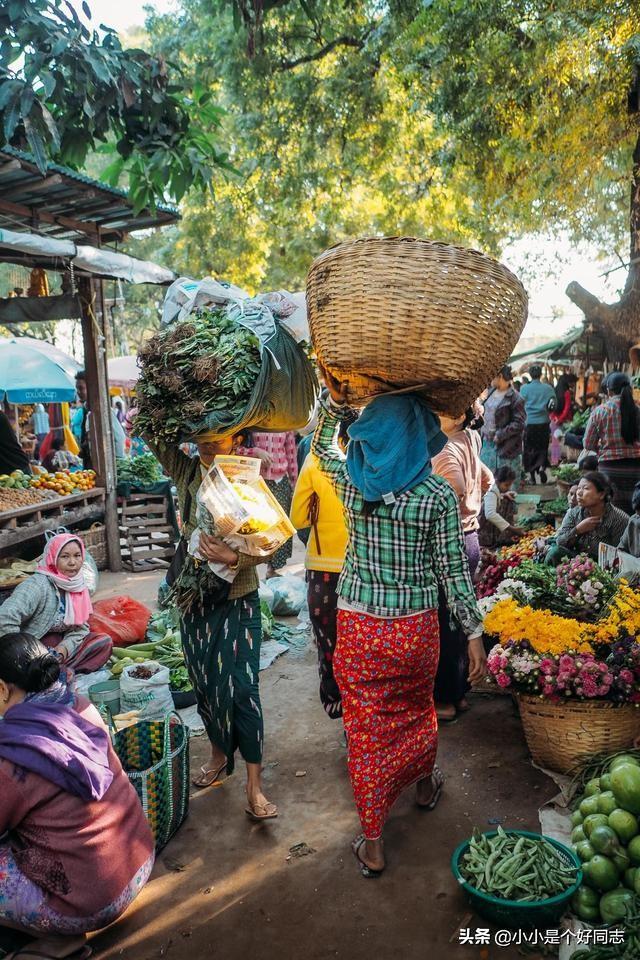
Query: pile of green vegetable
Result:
<box><xmin>569</xmin><ymin>752</ymin><xmax>640</xmax><ymax>927</ymax></box>
<box><xmin>135</xmin><ymin>308</ymin><xmax>261</xmax><ymax>443</ymax></box>
<box><xmin>116</xmin><ymin>454</ymin><xmax>164</xmax><ymax>486</ymax></box>
<box><xmin>460</xmin><ymin>826</ymin><xmax>578</xmax><ymax>901</ymax></box>
<box><xmin>108</xmin><ymin>607</ymin><xmax>192</xmax><ymax>692</ymax></box>
<box><xmin>568</xmin><ymin>407</ymin><xmax>592</xmax><ymax>433</ymax></box>
<box><xmin>552</xmin><ymin>463</ymin><xmax>581</xmax><ymax>484</ymax></box>
<box><xmin>540</xmin><ymin>495</ymin><xmax>571</xmax><ymax>517</ymax></box>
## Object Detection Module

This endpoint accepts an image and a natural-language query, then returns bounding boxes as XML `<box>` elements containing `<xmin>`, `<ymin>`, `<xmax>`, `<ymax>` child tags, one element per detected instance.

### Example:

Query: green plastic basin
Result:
<box><xmin>451</xmin><ymin>829</ymin><xmax>582</xmax><ymax>929</ymax></box>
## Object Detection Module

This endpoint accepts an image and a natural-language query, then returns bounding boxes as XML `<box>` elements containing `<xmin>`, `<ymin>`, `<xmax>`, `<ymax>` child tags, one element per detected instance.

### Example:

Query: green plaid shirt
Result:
<box><xmin>312</xmin><ymin>403</ymin><xmax>483</xmax><ymax>632</ymax></box>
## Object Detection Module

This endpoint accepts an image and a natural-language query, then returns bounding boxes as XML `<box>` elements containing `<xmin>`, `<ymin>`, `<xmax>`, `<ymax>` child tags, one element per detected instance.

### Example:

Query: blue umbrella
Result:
<box><xmin>0</xmin><ymin>337</ymin><xmax>79</xmax><ymax>403</ymax></box>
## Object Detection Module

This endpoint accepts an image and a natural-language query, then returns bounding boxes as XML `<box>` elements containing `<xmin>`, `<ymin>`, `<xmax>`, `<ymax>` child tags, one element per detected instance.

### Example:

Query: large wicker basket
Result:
<box><xmin>76</xmin><ymin>524</ymin><xmax>108</xmax><ymax>570</ymax></box>
<box><xmin>306</xmin><ymin>237</ymin><xmax>528</xmax><ymax>416</ymax></box>
<box><xmin>517</xmin><ymin>694</ymin><xmax>640</xmax><ymax>774</ymax></box>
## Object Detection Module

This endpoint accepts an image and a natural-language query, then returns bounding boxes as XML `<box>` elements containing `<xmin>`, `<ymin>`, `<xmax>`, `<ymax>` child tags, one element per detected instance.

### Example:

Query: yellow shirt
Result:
<box><xmin>290</xmin><ymin>453</ymin><xmax>347</xmax><ymax>573</ymax></box>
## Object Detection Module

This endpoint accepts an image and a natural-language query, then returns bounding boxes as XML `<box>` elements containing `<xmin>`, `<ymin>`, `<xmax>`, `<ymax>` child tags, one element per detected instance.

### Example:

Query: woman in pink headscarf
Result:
<box><xmin>0</xmin><ymin>534</ymin><xmax>112</xmax><ymax>673</ymax></box>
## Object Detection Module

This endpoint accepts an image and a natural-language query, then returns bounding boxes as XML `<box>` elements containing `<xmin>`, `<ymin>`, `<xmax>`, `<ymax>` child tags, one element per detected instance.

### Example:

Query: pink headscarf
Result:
<box><xmin>37</xmin><ymin>534</ymin><xmax>92</xmax><ymax>626</ymax></box>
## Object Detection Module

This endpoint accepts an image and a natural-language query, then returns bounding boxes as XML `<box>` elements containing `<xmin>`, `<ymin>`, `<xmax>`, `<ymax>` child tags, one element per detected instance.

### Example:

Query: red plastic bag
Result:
<box><xmin>89</xmin><ymin>596</ymin><xmax>152</xmax><ymax>646</ymax></box>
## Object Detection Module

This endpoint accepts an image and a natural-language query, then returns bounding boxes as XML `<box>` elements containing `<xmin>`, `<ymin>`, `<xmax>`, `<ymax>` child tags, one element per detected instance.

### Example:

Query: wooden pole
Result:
<box><xmin>79</xmin><ymin>276</ymin><xmax>122</xmax><ymax>571</ymax></box>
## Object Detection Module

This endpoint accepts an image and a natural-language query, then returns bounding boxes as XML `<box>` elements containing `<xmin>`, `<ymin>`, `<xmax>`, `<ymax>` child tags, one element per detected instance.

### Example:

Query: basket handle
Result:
<box><xmin>163</xmin><ymin>710</ymin><xmax>185</xmax><ymax>755</ymax></box>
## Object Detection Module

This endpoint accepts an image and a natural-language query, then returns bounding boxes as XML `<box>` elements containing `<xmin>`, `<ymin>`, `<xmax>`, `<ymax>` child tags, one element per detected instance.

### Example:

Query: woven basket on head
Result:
<box><xmin>306</xmin><ymin>237</ymin><xmax>528</xmax><ymax>416</ymax></box>
<box><xmin>517</xmin><ymin>694</ymin><xmax>640</xmax><ymax>775</ymax></box>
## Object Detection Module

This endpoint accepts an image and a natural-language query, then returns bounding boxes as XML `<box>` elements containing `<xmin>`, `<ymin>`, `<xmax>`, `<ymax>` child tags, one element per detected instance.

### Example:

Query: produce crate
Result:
<box><xmin>118</xmin><ymin>493</ymin><xmax>176</xmax><ymax>572</ymax></box>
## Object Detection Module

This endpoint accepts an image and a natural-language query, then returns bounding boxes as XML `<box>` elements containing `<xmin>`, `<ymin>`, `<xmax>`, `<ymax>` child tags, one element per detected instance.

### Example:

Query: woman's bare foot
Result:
<box><xmin>435</xmin><ymin>702</ymin><xmax>457</xmax><ymax>721</ymax></box>
<box><xmin>266</xmin><ymin>565</ymin><xmax>281</xmax><ymax>579</ymax></box>
<box><xmin>456</xmin><ymin>698</ymin><xmax>471</xmax><ymax>713</ymax></box>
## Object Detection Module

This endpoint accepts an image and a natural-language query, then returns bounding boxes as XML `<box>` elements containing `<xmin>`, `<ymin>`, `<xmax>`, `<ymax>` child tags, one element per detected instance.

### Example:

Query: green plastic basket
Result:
<box><xmin>451</xmin><ymin>830</ymin><xmax>582</xmax><ymax>929</ymax></box>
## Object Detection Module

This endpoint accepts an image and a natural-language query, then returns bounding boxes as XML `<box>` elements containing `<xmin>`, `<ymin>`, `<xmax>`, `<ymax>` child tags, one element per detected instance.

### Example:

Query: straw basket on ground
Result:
<box><xmin>306</xmin><ymin>237</ymin><xmax>528</xmax><ymax>416</ymax></box>
<box><xmin>517</xmin><ymin>694</ymin><xmax>640</xmax><ymax>774</ymax></box>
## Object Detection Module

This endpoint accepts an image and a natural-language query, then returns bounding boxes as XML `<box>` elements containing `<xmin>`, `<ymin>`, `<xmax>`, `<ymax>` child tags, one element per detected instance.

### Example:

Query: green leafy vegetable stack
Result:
<box><xmin>135</xmin><ymin>308</ymin><xmax>262</xmax><ymax>443</ymax></box>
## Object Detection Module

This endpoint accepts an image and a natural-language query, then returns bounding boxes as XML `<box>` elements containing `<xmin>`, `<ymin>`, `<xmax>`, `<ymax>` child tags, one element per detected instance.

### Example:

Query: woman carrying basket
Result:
<box><xmin>313</xmin><ymin>367</ymin><xmax>486</xmax><ymax>877</ymax></box>
<box><xmin>145</xmin><ymin>430</ymin><xmax>278</xmax><ymax>821</ymax></box>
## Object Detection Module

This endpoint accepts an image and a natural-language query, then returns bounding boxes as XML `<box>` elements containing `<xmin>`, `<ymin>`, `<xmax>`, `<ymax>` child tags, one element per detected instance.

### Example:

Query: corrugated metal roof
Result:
<box><xmin>0</xmin><ymin>146</ymin><xmax>180</xmax><ymax>243</ymax></box>
<box><xmin>2</xmin><ymin>146</ymin><xmax>179</xmax><ymax>216</ymax></box>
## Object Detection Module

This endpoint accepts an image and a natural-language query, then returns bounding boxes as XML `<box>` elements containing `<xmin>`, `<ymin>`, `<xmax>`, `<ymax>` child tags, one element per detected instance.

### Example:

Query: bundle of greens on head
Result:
<box><xmin>135</xmin><ymin>308</ymin><xmax>261</xmax><ymax>444</ymax></box>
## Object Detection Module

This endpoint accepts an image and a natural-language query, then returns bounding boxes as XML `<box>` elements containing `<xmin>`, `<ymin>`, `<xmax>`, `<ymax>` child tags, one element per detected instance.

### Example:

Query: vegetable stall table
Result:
<box><xmin>0</xmin><ymin>487</ymin><xmax>106</xmax><ymax>559</ymax></box>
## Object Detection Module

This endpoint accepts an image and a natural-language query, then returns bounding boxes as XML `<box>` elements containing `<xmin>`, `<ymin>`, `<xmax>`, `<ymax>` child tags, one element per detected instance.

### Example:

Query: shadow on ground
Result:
<box><xmin>93</xmin><ymin>644</ymin><xmax>553</xmax><ymax>960</ymax></box>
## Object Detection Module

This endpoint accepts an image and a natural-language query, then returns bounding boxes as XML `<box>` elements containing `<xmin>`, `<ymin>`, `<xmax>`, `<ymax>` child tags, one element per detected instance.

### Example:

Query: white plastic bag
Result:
<box><xmin>267</xmin><ymin>574</ymin><xmax>307</xmax><ymax>616</ymax></box>
<box><xmin>120</xmin><ymin>660</ymin><xmax>173</xmax><ymax>720</ymax></box>
<box><xmin>161</xmin><ymin>276</ymin><xmax>249</xmax><ymax>326</ymax></box>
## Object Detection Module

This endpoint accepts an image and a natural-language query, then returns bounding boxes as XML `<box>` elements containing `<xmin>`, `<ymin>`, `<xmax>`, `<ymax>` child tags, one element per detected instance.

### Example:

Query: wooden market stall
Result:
<box><xmin>0</xmin><ymin>147</ymin><xmax>179</xmax><ymax>570</ymax></box>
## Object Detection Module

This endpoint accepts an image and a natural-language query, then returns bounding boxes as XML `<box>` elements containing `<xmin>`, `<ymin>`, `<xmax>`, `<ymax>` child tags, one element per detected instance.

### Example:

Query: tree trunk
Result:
<box><xmin>566</xmin><ymin>128</ymin><xmax>640</xmax><ymax>363</ymax></box>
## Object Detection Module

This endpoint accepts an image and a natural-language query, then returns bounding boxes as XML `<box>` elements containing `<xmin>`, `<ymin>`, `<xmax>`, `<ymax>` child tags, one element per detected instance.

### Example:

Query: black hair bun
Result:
<box><xmin>25</xmin><ymin>653</ymin><xmax>61</xmax><ymax>693</ymax></box>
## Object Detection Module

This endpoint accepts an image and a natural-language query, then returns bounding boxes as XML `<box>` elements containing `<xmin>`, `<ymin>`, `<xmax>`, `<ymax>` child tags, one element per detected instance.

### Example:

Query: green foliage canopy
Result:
<box><xmin>0</xmin><ymin>0</ymin><xmax>232</xmax><ymax>210</ymax></box>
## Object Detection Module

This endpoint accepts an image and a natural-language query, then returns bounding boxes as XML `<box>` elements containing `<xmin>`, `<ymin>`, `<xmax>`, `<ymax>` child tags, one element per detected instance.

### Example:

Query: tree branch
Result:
<box><xmin>565</xmin><ymin>281</ymin><xmax>605</xmax><ymax>318</ymax></box>
<box><xmin>277</xmin><ymin>28</ymin><xmax>373</xmax><ymax>70</ymax></box>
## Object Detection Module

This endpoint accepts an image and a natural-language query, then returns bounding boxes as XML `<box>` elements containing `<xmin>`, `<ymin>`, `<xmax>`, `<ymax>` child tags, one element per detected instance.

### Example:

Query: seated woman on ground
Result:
<box><xmin>0</xmin><ymin>632</ymin><xmax>155</xmax><ymax>960</ymax></box>
<box><xmin>0</xmin><ymin>534</ymin><xmax>112</xmax><ymax>674</ymax></box>
<box><xmin>546</xmin><ymin>471</ymin><xmax>629</xmax><ymax>565</ymax></box>
<box><xmin>478</xmin><ymin>466</ymin><xmax>524</xmax><ymax>548</ymax></box>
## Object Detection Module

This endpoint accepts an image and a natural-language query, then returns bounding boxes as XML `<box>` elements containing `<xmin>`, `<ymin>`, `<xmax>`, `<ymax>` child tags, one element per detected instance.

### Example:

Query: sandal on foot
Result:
<box><xmin>351</xmin><ymin>835</ymin><xmax>384</xmax><ymax>878</ymax></box>
<box><xmin>416</xmin><ymin>765</ymin><xmax>445</xmax><ymax>811</ymax></box>
<box><xmin>245</xmin><ymin>799</ymin><xmax>278</xmax><ymax>821</ymax></box>
<box><xmin>192</xmin><ymin>759</ymin><xmax>227</xmax><ymax>789</ymax></box>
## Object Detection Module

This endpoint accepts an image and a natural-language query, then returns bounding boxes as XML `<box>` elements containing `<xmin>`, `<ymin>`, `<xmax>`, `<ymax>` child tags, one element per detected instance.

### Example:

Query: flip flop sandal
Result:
<box><xmin>245</xmin><ymin>799</ymin><xmax>278</xmax><ymax>821</ymax></box>
<box><xmin>416</xmin><ymin>765</ymin><xmax>445</xmax><ymax>811</ymax></box>
<box><xmin>192</xmin><ymin>759</ymin><xmax>227</xmax><ymax>789</ymax></box>
<box><xmin>351</xmin><ymin>835</ymin><xmax>384</xmax><ymax>879</ymax></box>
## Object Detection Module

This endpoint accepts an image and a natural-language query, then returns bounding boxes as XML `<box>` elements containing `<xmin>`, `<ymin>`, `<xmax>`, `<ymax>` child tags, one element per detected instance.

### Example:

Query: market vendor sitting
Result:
<box><xmin>0</xmin><ymin>632</ymin><xmax>154</xmax><ymax>958</ymax></box>
<box><xmin>545</xmin><ymin>472</ymin><xmax>629</xmax><ymax>565</ymax></box>
<box><xmin>0</xmin><ymin>534</ymin><xmax>112</xmax><ymax>674</ymax></box>
<box><xmin>42</xmin><ymin>437</ymin><xmax>82</xmax><ymax>473</ymax></box>
<box><xmin>478</xmin><ymin>466</ymin><xmax>524</xmax><ymax>548</ymax></box>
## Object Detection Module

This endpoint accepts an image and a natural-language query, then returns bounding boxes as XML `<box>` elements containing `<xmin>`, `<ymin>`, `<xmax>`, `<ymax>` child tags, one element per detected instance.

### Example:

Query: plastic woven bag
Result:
<box><xmin>114</xmin><ymin>712</ymin><xmax>189</xmax><ymax>852</ymax></box>
<box><xmin>120</xmin><ymin>661</ymin><xmax>173</xmax><ymax>720</ymax></box>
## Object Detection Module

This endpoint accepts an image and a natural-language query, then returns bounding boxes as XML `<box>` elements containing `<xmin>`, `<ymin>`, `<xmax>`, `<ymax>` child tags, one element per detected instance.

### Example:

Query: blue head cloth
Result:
<box><xmin>346</xmin><ymin>394</ymin><xmax>447</xmax><ymax>503</ymax></box>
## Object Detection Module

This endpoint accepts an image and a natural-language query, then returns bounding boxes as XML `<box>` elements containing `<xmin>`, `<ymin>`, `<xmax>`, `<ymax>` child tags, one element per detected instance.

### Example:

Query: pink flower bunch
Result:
<box><xmin>539</xmin><ymin>652</ymin><xmax>613</xmax><ymax>699</ymax></box>
<box><xmin>555</xmin><ymin>555</ymin><xmax>607</xmax><ymax>612</ymax></box>
<box><xmin>487</xmin><ymin>642</ymin><xmax>540</xmax><ymax>693</ymax></box>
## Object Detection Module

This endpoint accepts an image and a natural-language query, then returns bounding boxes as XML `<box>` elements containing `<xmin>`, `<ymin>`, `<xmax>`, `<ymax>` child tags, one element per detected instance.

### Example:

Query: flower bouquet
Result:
<box><xmin>483</xmin><ymin>559</ymin><xmax>640</xmax><ymax>772</ymax></box>
<box><xmin>475</xmin><ymin>526</ymin><xmax>553</xmax><ymax>598</ymax></box>
<box><xmin>484</xmin><ymin>556</ymin><xmax>640</xmax><ymax>704</ymax></box>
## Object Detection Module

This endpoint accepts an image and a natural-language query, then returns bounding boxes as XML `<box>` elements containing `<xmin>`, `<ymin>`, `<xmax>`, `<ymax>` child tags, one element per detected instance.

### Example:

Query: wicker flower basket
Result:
<box><xmin>517</xmin><ymin>694</ymin><xmax>640</xmax><ymax>774</ymax></box>
<box><xmin>306</xmin><ymin>237</ymin><xmax>528</xmax><ymax>416</ymax></box>
<box><xmin>76</xmin><ymin>524</ymin><xmax>108</xmax><ymax>570</ymax></box>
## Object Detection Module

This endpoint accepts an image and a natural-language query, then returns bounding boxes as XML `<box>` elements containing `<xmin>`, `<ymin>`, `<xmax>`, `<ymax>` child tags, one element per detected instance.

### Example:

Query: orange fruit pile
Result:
<box><xmin>31</xmin><ymin>470</ymin><xmax>96</xmax><ymax>496</ymax></box>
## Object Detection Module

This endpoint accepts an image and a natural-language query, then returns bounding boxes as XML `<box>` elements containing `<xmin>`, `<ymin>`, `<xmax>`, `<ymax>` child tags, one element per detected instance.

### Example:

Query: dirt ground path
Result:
<box><xmin>91</xmin><ymin>590</ymin><xmax>554</xmax><ymax>960</ymax></box>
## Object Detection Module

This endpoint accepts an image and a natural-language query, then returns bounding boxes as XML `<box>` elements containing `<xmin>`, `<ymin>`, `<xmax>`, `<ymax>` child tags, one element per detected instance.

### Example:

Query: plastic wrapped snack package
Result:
<box><xmin>199</xmin><ymin>456</ymin><xmax>295</xmax><ymax>557</ymax></box>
